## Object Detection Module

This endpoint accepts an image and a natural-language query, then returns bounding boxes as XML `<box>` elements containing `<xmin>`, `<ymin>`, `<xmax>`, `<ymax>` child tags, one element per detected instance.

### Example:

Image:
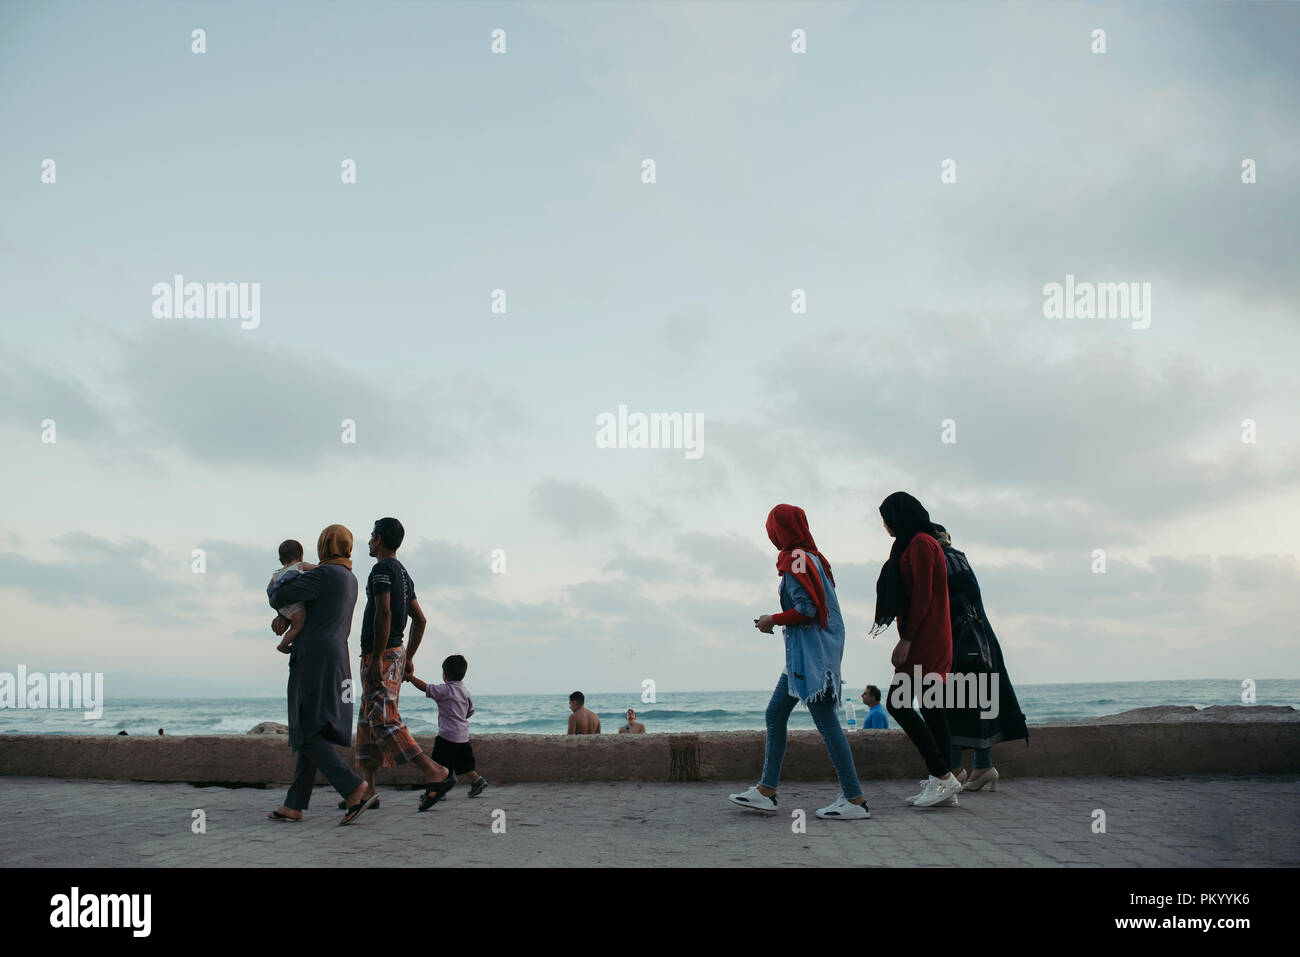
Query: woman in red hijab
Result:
<box><xmin>727</xmin><ymin>505</ymin><xmax>870</xmax><ymax>821</ymax></box>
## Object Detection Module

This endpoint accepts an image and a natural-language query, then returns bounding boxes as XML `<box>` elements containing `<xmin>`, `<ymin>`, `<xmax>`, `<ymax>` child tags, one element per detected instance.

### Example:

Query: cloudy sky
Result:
<box><xmin>1</xmin><ymin>1</ymin><xmax>1297</xmax><ymax>699</ymax></box>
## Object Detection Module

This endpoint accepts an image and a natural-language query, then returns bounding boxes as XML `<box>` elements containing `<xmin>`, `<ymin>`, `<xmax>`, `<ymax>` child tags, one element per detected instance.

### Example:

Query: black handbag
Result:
<box><xmin>952</xmin><ymin>598</ymin><xmax>994</xmax><ymax>671</ymax></box>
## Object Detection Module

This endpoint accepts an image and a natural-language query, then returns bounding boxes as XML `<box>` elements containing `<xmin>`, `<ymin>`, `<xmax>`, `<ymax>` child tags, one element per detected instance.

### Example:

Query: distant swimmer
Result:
<box><xmin>567</xmin><ymin>691</ymin><xmax>601</xmax><ymax>734</ymax></box>
<box><xmin>619</xmin><ymin>708</ymin><xmax>646</xmax><ymax>734</ymax></box>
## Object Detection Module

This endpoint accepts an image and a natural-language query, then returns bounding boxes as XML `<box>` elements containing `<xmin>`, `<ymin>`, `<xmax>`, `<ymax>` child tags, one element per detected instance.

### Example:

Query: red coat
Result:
<box><xmin>896</xmin><ymin>533</ymin><xmax>952</xmax><ymax>677</ymax></box>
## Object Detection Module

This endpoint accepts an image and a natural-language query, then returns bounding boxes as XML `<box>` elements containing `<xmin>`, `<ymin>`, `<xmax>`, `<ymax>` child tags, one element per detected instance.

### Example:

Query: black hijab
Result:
<box><xmin>871</xmin><ymin>491</ymin><xmax>933</xmax><ymax>634</ymax></box>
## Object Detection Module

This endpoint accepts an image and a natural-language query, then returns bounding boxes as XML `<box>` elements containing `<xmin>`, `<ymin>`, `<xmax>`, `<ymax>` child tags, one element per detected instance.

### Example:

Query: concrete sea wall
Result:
<box><xmin>1</xmin><ymin>707</ymin><xmax>1296</xmax><ymax>787</ymax></box>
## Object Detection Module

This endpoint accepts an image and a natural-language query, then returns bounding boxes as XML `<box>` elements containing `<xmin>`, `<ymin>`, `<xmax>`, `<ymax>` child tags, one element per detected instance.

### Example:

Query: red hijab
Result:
<box><xmin>765</xmin><ymin>504</ymin><xmax>835</xmax><ymax>628</ymax></box>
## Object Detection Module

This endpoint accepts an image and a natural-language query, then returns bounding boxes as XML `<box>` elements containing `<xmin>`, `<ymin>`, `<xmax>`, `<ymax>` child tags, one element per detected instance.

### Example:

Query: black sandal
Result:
<box><xmin>418</xmin><ymin>775</ymin><xmax>457</xmax><ymax>812</ymax></box>
<box><xmin>338</xmin><ymin>796</ymin><xmax>380</xmax><ymax>810</ymax></box>
<box><xmin>268</xmin><ymin>809</ymin><xmax>301</xmax><ymax>822</ymax></box>
<box><xmin>339</xmin><ymin>792</ymin><xmax>379</xmax><ymax>826</ymax></box>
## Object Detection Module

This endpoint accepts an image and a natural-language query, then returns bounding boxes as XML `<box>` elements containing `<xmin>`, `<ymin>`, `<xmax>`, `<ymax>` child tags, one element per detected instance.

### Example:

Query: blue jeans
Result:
<box><xmin>949</xmin><ymin>744</ymin><xmax>992</xmax><ymax>770</ymax></box>
<box><xmin>760</xmin><ymin>672</ymin><xmax>863</xmax><ymax>801</ymax></box>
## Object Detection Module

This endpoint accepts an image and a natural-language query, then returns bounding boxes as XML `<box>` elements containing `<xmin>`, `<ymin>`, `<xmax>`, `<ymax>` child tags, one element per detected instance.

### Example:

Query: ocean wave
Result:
<box><xmin>473</xmin><ymin>717</ymin><xmax>569</xmax><ymax>730</ymax></box>
<box><xmin>212</xmin><ymin>715</ymin><xmax>283</xmax><ymax>732</ymax></box>
<box><xmin>607</xmin><ymin>709</ymin><xmax>734</xmax><ymax>719</ymax></box>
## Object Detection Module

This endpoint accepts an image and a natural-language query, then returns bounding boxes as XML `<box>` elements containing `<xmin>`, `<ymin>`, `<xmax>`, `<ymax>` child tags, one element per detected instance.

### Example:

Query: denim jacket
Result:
<box><xmin>779</xmin><ymin>553</ymin><xmax>846</xmax><ymax>705</ymax></box>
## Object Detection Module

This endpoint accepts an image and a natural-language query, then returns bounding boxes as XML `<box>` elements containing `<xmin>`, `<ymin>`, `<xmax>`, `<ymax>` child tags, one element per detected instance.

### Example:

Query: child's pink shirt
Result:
<box><xmin>423</xmin><ymin>680</ymin><xmax>474</xmax><ymax>743</ymax></box>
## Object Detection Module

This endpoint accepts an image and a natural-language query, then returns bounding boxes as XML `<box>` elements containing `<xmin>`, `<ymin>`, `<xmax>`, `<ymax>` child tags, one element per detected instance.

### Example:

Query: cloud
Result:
<box><xmin>0</xmin><ymin>356</ymin><xmax>130</xmax><ymax>455</ymax></box>
<box><xmin>399</xmin><ymin>538</ymin><xmax>487</xmax><ymax>589</ymax></box>
<box><xmin>0</xmin><ymin>532</ymin><xmax>199</xmax><ymax>617</ymax></box>
<box><xmin>435</xmin><ymin>592</ymin><xmax>569</xmax><ymax>627</ymax></box>
<box><xmin>673</xmin><ymin>595</ymin><xmax>765</xmax><ymax>634</ymax></box>
<box><xmin>3</xmin><ymin>324</ymin><xmax>534</xmax><ymax>472</ymax></box>
<box><xmin>197</xmin><ymin>539</ymin><xmax>278</xmax><ymax>591</ymax></box>
<box><xmin>742</xmin><ymin>314</ymin><xmax>1299</xmax><ymax>547</ymax></box>
<box><xmin>976</xmin><ymin>552</ymin><xmax>1300</xmax><ymax>623</ymax></box>
<box><xmin>565</xmin><ymin>580</ymin><xmax>661</xmax><ymax>619</ymax></box>
<box><xmin>530</xmin><ymin>478</ymin><xmax>620</xmax><ymax>537</ymax></box>
<box><xmin>675</xmin><ymin>531</ymin><xmax>771</xmax><ymax>583</ymax></box>
<box><xmin>603</xmin><ymin>548</ymin><xmax>687</xmax><ymax>583</ymax></box>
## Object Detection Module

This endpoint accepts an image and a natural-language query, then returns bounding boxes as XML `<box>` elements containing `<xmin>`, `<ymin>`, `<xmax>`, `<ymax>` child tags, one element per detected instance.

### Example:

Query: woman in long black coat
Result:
<box><xmin>266</xmin><ymin>524</ymin><xmax>378</xmax><ymax>825</ymax></box>
<box><xmin>932</xmin><ymin>524</ymin><xmax>1028</xmax><ymax>791</ymax></box>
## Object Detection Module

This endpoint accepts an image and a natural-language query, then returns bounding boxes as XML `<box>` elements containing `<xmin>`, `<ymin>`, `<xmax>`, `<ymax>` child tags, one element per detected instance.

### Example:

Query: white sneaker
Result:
<box><xmin>912</xmin><ymin>774</ymin><xmax>963</xmax><ymax>808</ymax></box>
<box><xmin>904</xmin><ymin>779</ymin><xmax>928</xmax><ymax>804</ymax></box>
<box><xmin>939</xmin><ymin>793</ymin><xmax>960</xmax><ymax>807</ymax></box>
<box><xmin>728</xmin><ymin>785</ymin><xmax>778</xmax><ymax>813</ymax></box>
<box><xmin>816</xmin><ymin>795</ymin><xmax>871</xmax><ymax>820</ymax></box>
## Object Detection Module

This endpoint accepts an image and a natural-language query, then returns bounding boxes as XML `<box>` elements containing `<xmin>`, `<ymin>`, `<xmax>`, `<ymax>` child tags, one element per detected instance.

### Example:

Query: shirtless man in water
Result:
<box><xmin>618</xmin><ymin>708</ymin><xmax>646</xmax><ymax>734</ymax></box>
<box><xmin>567</xmin><ymin>691</ymin><xmax>601</xmax><ymax>734</ymax></box>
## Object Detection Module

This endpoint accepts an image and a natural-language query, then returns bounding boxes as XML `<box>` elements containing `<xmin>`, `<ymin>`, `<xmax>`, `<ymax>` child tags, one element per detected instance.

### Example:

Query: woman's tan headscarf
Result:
<box><xmin>316</xmin><ymin>524</ymin><xmax>353</xmax><ymax>570</ymax></box>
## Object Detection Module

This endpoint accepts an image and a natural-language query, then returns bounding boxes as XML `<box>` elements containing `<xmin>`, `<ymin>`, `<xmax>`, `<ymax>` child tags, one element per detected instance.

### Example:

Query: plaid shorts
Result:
<box><xmin>356</xmin><ymin>646</ymin><xmax>424</xmax><ymax>768</ymax></box>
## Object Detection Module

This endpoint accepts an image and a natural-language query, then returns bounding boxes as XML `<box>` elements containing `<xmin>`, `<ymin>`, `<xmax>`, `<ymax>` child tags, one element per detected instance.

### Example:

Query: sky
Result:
<box><xmin>1</xmin><ymin>1</ymin><xmax>1298</xmax><ymax>699</ymax></box>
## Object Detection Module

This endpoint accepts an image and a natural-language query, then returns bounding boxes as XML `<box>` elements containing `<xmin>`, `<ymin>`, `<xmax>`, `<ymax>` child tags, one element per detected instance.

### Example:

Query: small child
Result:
<box><xmin>406</xmin><ymin>654</ymin><xmax>487</xmax><ymax>797</ymax></box>
<box><xmin>267</xmin><ymin>539</ymin><xmax>316</xmax><ymax>654</ymax></box>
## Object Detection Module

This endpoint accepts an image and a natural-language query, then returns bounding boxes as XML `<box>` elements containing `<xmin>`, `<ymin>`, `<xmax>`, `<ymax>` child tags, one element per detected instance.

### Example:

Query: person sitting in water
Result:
<box><xmin>619</xmin><ymin>708</ymin><xmax>646</xmax><ymax>733</ymax></box>
<box><xmin>567</xmin><ymin>692</ymin><xmax>601</xmax><ymax>734</ymax></box>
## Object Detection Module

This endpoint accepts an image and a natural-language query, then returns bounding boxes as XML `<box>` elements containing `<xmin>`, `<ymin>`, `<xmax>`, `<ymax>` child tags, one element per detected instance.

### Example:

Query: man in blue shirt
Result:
<box><xmin>860</xmin><ymin>685</ymin><xmax>890</xmax><ymax>729</ymax></box>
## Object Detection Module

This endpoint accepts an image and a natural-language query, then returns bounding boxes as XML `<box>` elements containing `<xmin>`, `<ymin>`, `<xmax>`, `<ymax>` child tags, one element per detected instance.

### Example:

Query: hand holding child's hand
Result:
<box><xmin>754</xmin><ymin>614</ymin><xmax>776</xmax><ymax>634</ymax></box>
<box><xmin>271</xmin><ymin>615</ymin><xmax>290</xmax><ymax>636</ymax></box>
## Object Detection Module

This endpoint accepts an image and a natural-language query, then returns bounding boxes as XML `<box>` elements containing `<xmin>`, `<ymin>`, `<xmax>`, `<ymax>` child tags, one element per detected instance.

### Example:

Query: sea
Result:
<box><xmin>2</xmin><ymin>679</ymin><xmax>1296</xmax><ymax>736</ymax></box>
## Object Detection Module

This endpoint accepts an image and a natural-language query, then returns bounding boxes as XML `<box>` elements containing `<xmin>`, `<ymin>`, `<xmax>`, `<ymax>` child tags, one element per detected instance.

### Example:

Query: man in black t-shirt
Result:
<box><xmin>351</xmin><ymin>517</ymin><xmax>455</xmax><ymax>812</ymax></box>
<box><xmin>359</xmin><ymin>552</ymin><xmax>414</xmax><ymax>657</ymax></box>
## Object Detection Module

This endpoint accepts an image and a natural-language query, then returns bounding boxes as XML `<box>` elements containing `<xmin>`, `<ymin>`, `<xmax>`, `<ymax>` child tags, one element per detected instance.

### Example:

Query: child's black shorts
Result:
<box><xmin>431</xmin><ymin>735</ymin><xmax>476</xmax><ymax>774</ymax></box>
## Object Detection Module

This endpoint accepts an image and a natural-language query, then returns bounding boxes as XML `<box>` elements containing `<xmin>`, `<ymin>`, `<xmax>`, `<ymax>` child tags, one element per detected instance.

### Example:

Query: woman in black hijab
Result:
<box><xmin>872</xmin><ymin>492</ymin><xmax>961</xmax><ymax>808</ymax></box>
<box><xmin>930</xmin><ymin>523</ymin><xmax>1029</xmax><ymax>791</ymax></box>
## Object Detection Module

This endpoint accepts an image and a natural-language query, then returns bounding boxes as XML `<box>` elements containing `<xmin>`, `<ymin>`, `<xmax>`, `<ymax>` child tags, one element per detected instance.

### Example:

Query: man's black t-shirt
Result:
<box><xmin>360</xmin><ymin>556</ymin><xmax>415</xmax><ymax>656</ymax></box>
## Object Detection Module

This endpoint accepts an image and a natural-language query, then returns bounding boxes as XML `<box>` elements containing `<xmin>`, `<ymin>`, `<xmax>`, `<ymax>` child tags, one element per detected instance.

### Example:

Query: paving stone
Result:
<box><xmin>0</xmin><ymin>775</ymin><xmax>1296</xmax><ymax>867</ymax></box>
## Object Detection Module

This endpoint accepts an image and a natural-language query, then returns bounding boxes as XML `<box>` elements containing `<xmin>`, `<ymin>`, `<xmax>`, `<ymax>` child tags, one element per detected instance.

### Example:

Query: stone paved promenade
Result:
<box><xmin>1</xmin><ymin>775</ymin><xmax>1296</xmax><ymax>867</ymax></box>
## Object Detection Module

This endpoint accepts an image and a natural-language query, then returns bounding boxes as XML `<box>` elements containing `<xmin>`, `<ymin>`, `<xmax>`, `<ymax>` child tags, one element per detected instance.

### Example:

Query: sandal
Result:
<box><xmin>268</xmin><ymin>809</ymin><xmax>301</xmax><ymax>822</ymax></box>
<box><xmin>418</xmin><ymin>775</ymin><xmax>457</xmax><ymax>812</ymax></box>
<box><xmin>339</xmin><ymin>791</ymin><xmax>379</xmax><ymax>826</ymax></box>
<box><xmin>338</xmin><ymin>796</ymin><xmax>380</xmax><ymax>810</ymax></box>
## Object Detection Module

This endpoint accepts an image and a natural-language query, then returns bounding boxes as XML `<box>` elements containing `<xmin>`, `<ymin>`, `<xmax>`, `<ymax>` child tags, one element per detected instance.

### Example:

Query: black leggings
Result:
<box><xmin>886</xmin><ymin>675</ymin><xmax>952</xmax><ymax>778</ymax></box>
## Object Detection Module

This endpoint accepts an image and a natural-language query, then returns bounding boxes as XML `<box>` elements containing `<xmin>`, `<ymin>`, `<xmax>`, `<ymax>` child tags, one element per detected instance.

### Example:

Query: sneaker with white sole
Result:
<box><xmin>912</xmin><ymin>774</ymin><xmax>962</xmax><ymax>808</ymax></box>
<box><xmin>904</xmin><ymin>779</ymin><xmax>928</xmax><ymax>804</ymax></box>
<box><xmin>816</xmin><ymin>795</ymin><xmax>871</xmax><ymax>820</ymax></box>
<box><xmin>728</xmin><ymin>785</ymin><xmax>778</xmax><ymax>813</ymax></box>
